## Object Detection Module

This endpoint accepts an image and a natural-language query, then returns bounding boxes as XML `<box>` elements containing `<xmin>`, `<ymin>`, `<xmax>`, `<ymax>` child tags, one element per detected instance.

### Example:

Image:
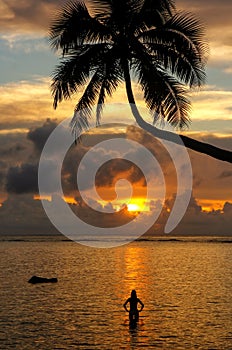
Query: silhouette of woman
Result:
<box><xmin>123</xmin><ymin>290</ymin><xmax>144</xmax><ymax>323</ymax></box>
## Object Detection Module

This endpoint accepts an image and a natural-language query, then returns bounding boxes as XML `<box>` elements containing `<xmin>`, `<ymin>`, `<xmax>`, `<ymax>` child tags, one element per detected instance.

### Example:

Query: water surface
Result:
<box><xmin>0</xmin><ymin>238</ymin><xmax>232</xmax><ymax>349</ymax></box>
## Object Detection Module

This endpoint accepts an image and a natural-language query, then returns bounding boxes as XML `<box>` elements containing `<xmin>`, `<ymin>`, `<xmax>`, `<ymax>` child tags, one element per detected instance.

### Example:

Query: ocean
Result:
<box><xmin>0</xmin><ymin>236</ymin><xmax>232</xmax><ymax>349</ymax></box>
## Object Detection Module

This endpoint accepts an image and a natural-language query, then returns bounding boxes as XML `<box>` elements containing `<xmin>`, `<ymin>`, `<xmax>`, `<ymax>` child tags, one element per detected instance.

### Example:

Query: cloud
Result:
<box><xmin>0</xmin><ymin>0</ymin><xmax>231</xmax><ymax>98</ymax></box>
<box><xmin>188</xmin><ymin>138</ymin><xmax>232</xmax><ymax>206</ymax></box>
<box><xmin>224</xmin><ymin>67</ymin><xmax>232</xmax><ymax>74</ymax></box>
<box><xmin>0</xmin><ymin>192</ymin><xmax>231</xmax><ymax>237</ymax></box>
<box><xmin>1</xmin><ymin>0</ymin><xmax>232</xmax><ymax>73</ymax></box>
<box><xmin>0</xmin><ymin>0</ymin><xmax>231</xmax><ymax>42</ymax></box>
<box><xmin>0</xmin><ymin>0</ymin><xmax>64</xmax><ymax>34</ymax></box>
<box><xmin>0</xmin><ymin>194</ymin><xmax>58</xmax><ymax>235</ymax></box>
<box><xmin>61</xmin><ymin>132</ymin><xmax>147</xmax><ymax>200</ymax></box>
<box><xmin>127</xmin><ymin>127</ymin><xmax>232</xmax><ymax>210</ymax></box>
<box><xmin>0</xmin><ymin>191</ymin><xmax>138</xmax><ymax>235</ymax></box>
<box><xmin>0</xmin><ymin>169</ymin><xmax>5</xmax><ymax>186</ymax></box>
<box><xmin>95</xmin><ymin>159</ymin><xmax>145</xmax><ymax>188</ymax></box>
<box><xmin>177</xmin><ymin>0</ymin><xmax>232</xmax><ymax>44</ymax></box>
<box><xmin>0</xmin><ymin>119</ymin><xmax>59</xmax><ymax>195</ymax></box>
<box><xmin>0</xmin><ymin>132</ymin><xmax>31</xmax><ymax>171</ymax></box>
<box><xmin>0</xmin><ymin>130</ymin><xmax>33</xmax><ymax>195</ymax></box>
<box><xmin>6</xmin><ymin>163</ymin><xmax>38</xmax><ymax>193</ymax></box>
<box><xmin>1</xmin><ymin>76</ymin><xmax>231</xmax><ymax>138</ymax></box>
<box><xmin>0</xmin><ymin>119</ymin><xmax>231</xmax><ymax>236</ymax></box>
<box><xmin>0</xmin><ymin>79</ymin><xmax>75</xmax><ymax>130</ymax></box>
<box><xmin>188</xmin><ymin>119</ymin><xmax>232</xmax><ymax>135</ymax></box>
<box><xmin>1</xmin><ymin>119</ymin><xmax>231</xmax><ymax>206</ymax></box>
<box><xmin>223</xmin><ymin>201</ymin><xmax>232</xmax><ymax>214</ymax></box>
<box><xmin>27</xmin><ymin>118</ymin><xmax>58</xmax><ymax>152</ymax></box>
<box><xmin>0</xmin><ymin>0</ymin><xmax>14</xmax><ymax>20</ymax></box>
<box><xmin>155</xmin><ymin>193</ymin><xmax>232</xmax><ymax>236</ymax></box>
<box><xmin>0</xmin><ymin>80</ymin><xmax>140</xmax><ymax>133</ymax></box>
<box><xmin>1</xmin><ymin>120</ymin><xmax>133</xmax><ymax>197</ymax></box>
<box><xmin>189</xmin><ymin>89</ymin><xmax>232</xmax><ymax>123</ymax></box>
<box><xmin>208</xmin><ymin>45</ymin><xmax>232</xmax><ymax>69</ymax></box>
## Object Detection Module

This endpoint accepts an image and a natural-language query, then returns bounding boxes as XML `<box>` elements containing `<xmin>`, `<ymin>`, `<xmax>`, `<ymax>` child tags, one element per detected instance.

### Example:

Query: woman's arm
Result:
<box><xmin>123</xmin><ymin>298</ymin><xmax>130</xmax><ymax>312</ymax></box>
<box><xmin>138</xmin><ymin>298</ymin><xmax>144</xmax><ymax>312</ymax></box>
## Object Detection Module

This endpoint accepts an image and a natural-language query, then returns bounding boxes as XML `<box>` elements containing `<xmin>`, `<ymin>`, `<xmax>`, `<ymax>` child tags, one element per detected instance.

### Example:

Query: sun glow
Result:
<box><xmin>197</xmin><ymin>199</ymin><xmax>226</xmax><ymax>212</ymax></box>
<box><xmin>127</xmin><ymin>203</ymin><xmax>142</xmax><ymax>212</ymax></box>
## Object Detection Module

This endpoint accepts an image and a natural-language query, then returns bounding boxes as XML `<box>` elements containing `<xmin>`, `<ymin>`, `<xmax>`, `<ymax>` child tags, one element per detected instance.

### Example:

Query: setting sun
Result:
<box><xmin>127</xmin><ymin>203</ymin><xmax>141</xmax><ymax>212</ymax></box>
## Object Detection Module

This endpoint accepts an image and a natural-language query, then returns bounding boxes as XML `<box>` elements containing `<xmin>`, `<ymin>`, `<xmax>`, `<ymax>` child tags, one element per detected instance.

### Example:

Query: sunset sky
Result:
<box><xmin>0</xmin><ymin>0</ymin><xmax>231</xmax><ymax>237</ymax></box>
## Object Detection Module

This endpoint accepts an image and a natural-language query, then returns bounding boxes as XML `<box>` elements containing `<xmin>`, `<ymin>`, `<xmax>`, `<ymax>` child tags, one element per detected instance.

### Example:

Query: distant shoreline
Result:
<box><xmin>0</xmin><ymin>234</ymin><xmax>231</xmax><ymax>244</ymax></box>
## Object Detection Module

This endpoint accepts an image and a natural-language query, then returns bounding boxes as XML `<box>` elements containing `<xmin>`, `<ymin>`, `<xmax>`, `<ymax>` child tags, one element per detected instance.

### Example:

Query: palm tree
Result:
<box><xmin>49</xmin><ymin>0</ymin><xmax>231</xmax><ymax>163</ymax></box>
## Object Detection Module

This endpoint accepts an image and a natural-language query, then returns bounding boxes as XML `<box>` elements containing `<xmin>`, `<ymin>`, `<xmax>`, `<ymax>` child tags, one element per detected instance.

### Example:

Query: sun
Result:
<box><xmin>127</xmin><ymin>203</ymin><xmax>141</xmax><ymax>212</ymax></box>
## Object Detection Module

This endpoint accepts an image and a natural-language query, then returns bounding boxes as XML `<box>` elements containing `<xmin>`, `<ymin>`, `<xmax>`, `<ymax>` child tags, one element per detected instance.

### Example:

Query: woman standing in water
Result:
<box><xmin>123</xmin><ymin>290</ymin><xmax>144</xmax><ymax>323</ymax></box>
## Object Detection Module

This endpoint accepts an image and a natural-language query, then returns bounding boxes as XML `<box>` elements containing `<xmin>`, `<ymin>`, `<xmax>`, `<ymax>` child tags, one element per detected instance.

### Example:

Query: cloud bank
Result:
<box><xmin>0</xmin><ymin>122</ymin><xmax>231</xmax><ymax>236</ymax></box>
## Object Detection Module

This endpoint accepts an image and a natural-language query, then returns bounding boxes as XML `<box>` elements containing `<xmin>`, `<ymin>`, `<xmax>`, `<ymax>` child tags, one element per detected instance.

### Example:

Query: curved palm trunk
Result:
<box><xmin>123</xmin><ymin>62</ymin><xmax>232</xmax><ymax>163</ymax></box>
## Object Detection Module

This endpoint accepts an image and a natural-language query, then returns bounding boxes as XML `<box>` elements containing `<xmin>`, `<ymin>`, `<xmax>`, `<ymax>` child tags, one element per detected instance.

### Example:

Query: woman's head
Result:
<box><xmin>131</xmin><ymin>289</ymin><xmax>137</xmax><ymax>298</ymax></box>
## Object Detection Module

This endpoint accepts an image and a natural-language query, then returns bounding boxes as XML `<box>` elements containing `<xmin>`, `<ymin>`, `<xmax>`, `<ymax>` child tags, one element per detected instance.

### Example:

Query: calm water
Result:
<box><xmin>0</xmin><ymin>238</ymin><xmax>232</xmax><ymax>349</ymax></box>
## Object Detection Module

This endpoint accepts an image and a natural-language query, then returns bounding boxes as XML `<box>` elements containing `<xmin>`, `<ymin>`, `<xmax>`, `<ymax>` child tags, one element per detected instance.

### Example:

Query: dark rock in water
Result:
<box><xmin>28</xmin><ymin>275</ymin><xmax>58</xmax><ymax>284</ymax></box>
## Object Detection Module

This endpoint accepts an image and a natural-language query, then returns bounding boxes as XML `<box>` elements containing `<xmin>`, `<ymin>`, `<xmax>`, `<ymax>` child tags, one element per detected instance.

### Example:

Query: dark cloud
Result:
<box><xmin>0</xmin><ymin>132</ymin><xmax>33</xmax><ymax>197</ymax></box>
<box><xmin>223</xmin><ymin>201</ymin><xmax>232</xmax><ymax>213</ymax></box>
<box><xmin>1</xmin><ymin>192</ymin><xmax>231</xmax><ymax>236</ymax></box>
<box><xmin>61</xmin><ymin>128</ymin><xmax>128</xmax><ymax>194</ymax></box>
<box><xmin>0</xmin><ymin>132</ymin><xmax>31</xmax><ymax>159</ymax></box>
<box><xmin>155</xmin><ymin>194</ymin><xmax>232</xmax><ymax>236</ymax></box>
<box><xmin>1</xmin><ymin>0</ymin><xmax>232</xmax><ymax>48</ymax></box>
<box><xmin>27</xmin><ymin>118</ymin><xmax>58</xmax><ymax>152</ymax></box>
<box><xmin>1</xmin><ymin>121</ymin><xmax>130</xmax><ymax>197</ymax></box>
<box><xmin>2</xmin><ymin>121</ymin><xmax>59</xmax><ymax>194</ymax></box>
<box><xmin>126</xmin><ymin>125</ymin><xmax>173</xmax><ymax>166</ymax></box>
<box><xmin>0</xmin><ymin>0</ymin><xmax>65</xmax><ymax>32</ymax></box>
<box><xmin>61</xmin><ymin>143</ymin><xmax>87</xmax><ymax>195</ymax></box>
<box><xmin>2</xmin><ymin>122</ymin><xmax>231</xmax><ymax>206</ymax></box>
<box><xmin>0</xmin><ymin>194</ymin><xmax>59</xmax><ymax>235</ymax></box>
<box><xmin>4</xmin><ymin>119</ymin><xmax>61</xmax><ymax>195</ymax></box>
<box><xmin>0</xmin><ymin>193</ymin><xmax>134</xmax><ymax>235</ymax></box>
<box><xmin>0</xmin><ymin>143</ymin><xmax>27</xmax><ymax>157</ymax></box>
<box><xmin>6</xmin><ymin>163</ymin><xmax>38</xmax><ymax>193</ymax></box>
<box><xmin>0</xmin><ymin>159</ymin><xmax>7</xmax><ymax>170</ymax></box>
<box><xmin>177</xmin><ymin>0</ymin><xmax>232</xmax><ymax>30</ymax></box>
<box><xmin>81</xmin><ymin>129</ymin><xmax>126</xmax><ymax>147</ymax></box>
<box><xmin>1</xmin><ymin>120</ymin><xmax>231</xmax><ymax>236</ymax></box>
<box><xmin>0</xmin><ymin>170</ymin><xmax>4</xmax><ymax>186</ymax></box>
<box><xmin>95</xmin><ymin>159</ymin><xmax>145</xmax><ymax>188</ymax></box>
<box><xmin>0</xmin><ymin>160</ymin><xmax>8</xmax><ymax>192</ymax></box>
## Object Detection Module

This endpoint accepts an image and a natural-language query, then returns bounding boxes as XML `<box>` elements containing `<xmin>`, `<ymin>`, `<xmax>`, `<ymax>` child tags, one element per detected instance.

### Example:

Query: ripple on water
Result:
<box><xmin>0</xmin><ymin>240</ymin><xmax>232</xmax><ymax>349</ymax></box>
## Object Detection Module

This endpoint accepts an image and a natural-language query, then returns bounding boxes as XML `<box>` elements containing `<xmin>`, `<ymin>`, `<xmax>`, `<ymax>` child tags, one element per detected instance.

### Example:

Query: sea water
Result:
<box><xmin>0</xmin><ymin>237</ymin><xmax>232</xmax><ymax>349</ymax></box>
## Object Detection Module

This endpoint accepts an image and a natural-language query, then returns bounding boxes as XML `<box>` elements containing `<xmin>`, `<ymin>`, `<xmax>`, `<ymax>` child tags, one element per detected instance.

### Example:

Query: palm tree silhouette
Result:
<box><xmin>49</xmin><ymin>0</ymin><xmax>231</xmax><ymax>163</ymax></box>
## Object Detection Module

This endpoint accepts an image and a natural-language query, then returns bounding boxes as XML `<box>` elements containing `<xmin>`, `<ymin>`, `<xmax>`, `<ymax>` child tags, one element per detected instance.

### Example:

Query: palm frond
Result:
<box><xmin>51</xmin><ymin>43</ymin><xmax>110</xmax><ymax>108</ymax></box>
<box><xmin>90</xmin><ymin>0</ymin><xmax>112</xmax><ymax>18</ymax></box>
<box><xmin>138</xmin><ymin>13</ymin><xmax>208</xmax><ymax>87</ymax></box>
<box><xmin>101</xmin><ymin>0</ymin><xmax>143</xmax><ymax>31</ymax></box>
<box><xmin>133</xmin><ymin>53</ymin><xmax>191</xmax><ymax>128</ymax></box>
<box><xmin>49</xmin><ymin>0</ymin><xmax>110</xmax><ymax>54</ymax></box>
<box><xmin>70</xmin><ymin>69</ymin><xmax>103</xmax><ymax>137</ymax></box>
<box><xmin>71</xmin><ymin>50</ymin><xmax>123</xmax><ymax>132</ymax></box>
<box><xmin>51</xmin><ymin>55</ymin><xmax>88</xmax><ymax>109</ymax></box>
<box><xmin>161</xmin><ymin>12</ymin><xmax>208</xmax><ymax>64</ymax></box>
<box><xmin>96</xmin><ymin>58</ymin><xmax>123</xmax><ymax>124</ymax></box>
<box><xmin>135</xmin><ymin>0</ymin><xmax>175</xmax><ymax>29</ymax></box>
<box><xmin>146</xmin><ymin>42</ymin><xmax>206</xmax><ymax>87</ymax></box>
